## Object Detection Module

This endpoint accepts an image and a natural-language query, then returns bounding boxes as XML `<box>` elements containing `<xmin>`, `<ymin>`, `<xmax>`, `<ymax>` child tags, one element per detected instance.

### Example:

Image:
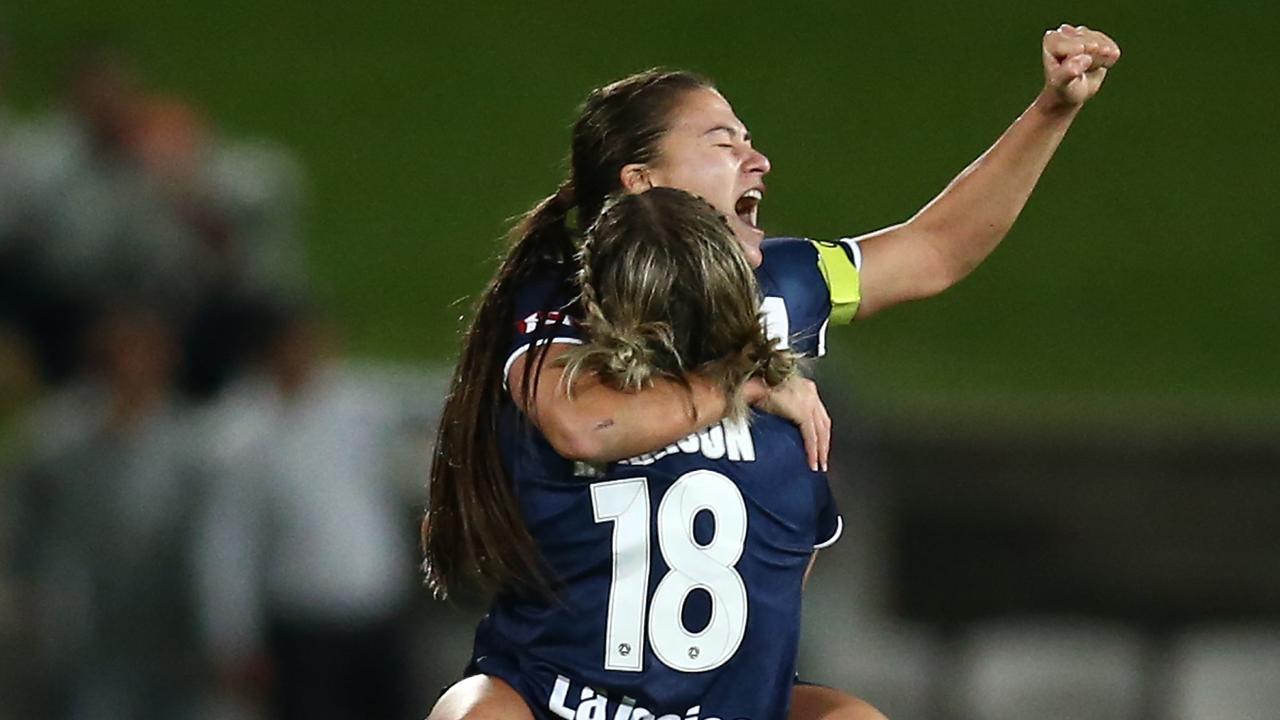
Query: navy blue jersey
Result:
<box><xmin>502</xmin><ymin>238</ymin><xmax>863</xmax><ymax>385</ymax></box>
<box><xmin>756</xmin><ymin>237</ymin><xmax>862</xmax><ymax>358</ymax></box>
<box><xmin>469</xmin><ymin>409</ymin><xmax>841</xmax><ymax>720</ymax></box>
<box><xmin>503</xmin><ymin>265</ymin><xmax>584</xmax><ymax>391</ymax></box>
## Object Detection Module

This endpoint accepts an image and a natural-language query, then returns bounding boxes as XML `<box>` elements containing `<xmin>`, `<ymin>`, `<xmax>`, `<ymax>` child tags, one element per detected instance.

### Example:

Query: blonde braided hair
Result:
<box><xmin>560</xmin><ymin>188</ymin><xmax>797</xmax><ymax>422</ymax></box>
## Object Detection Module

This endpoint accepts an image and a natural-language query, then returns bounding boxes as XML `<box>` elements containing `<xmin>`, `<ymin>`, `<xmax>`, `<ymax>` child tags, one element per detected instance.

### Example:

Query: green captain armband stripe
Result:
<box><xmin>813</xmin><ymin>240</ymin><xmax>861</xmax><ymax>324</ymax></box>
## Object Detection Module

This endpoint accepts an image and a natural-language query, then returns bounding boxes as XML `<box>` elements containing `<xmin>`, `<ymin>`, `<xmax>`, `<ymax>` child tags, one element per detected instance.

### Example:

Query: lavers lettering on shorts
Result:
<box><xmin>548</xmin><ymin>674</ymin><xmax>735</xmax><ymax>720</ymax></box>
<box><xmin>618</xmin><ymin>419</ymin><xmax>755</xmax><ymax>467</ymax></box>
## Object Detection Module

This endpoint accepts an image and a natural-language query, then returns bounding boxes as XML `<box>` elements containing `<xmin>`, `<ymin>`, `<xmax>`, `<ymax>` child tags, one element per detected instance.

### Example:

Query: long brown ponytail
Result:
<box><xmin>424</xmin><ymin>71</ymin><xmax>713</xmax><ymax>599</ymax></box>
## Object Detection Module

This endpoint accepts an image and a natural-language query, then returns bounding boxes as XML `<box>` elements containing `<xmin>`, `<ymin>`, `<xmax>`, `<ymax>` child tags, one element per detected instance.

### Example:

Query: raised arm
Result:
<box><xmin>510</xmin><ymin>344</ymin><xmax>830</xmax><ymax>470</ymax></box>
<box><xmin>855</xmin><ymin>24</ymin><xmax>1121</xmax><ymax>318</ymax></box>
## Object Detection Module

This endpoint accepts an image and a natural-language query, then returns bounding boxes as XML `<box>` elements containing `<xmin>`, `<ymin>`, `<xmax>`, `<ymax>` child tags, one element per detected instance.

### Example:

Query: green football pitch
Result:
<box><xmin>6</xmin><ymin>1</ymin><xmax>1276</xmax><ymax>418</ymax></box>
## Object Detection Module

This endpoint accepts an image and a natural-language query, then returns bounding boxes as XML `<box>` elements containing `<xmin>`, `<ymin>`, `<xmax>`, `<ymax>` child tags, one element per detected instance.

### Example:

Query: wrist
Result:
<box><xmin>743</xmin><ymin>377</ymin><xmax>770</xmax><ymax>405</ymax></box>
<box><xmin>1031</xmin><ymin>88</ymin><xmax>1084</xmax><ymax>122</ymax></box>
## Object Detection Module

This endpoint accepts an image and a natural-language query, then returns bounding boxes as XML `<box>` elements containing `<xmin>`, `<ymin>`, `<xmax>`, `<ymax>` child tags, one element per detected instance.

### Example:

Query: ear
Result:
<box><xmin>619</xmin><ymin>163</ymin><xmax>653</xmax><ymax>194</ymax></box>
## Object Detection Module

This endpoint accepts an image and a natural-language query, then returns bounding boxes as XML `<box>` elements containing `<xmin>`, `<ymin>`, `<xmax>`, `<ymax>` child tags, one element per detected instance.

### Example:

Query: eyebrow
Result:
<box><xmin>703</xmin><ymin>125</ymin><xmax>751</xmax><ymax>143</ymax></box>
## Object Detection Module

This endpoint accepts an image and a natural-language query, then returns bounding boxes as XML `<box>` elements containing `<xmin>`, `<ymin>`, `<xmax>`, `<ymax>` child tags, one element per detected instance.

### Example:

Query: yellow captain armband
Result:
<box><xmin>812</xmin><ymin>240</ymin><xmax>861</xmax><ymax>324</ymax></box>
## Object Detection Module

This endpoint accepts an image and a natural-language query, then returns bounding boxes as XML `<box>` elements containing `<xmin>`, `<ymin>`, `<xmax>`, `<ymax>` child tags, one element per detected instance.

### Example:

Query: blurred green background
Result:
<box><xmin>5</xmin><ymin>0</ymin><xmax>1276</xmax><ymax>418</ymax></box>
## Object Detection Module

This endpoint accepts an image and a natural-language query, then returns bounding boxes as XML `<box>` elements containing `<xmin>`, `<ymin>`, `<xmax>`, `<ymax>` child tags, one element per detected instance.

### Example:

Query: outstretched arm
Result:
<box><xmin>855</xmin><ymin>24</ymin><xmax>1121</xmax><ymax>318</ymax></box>
<box><xmin>510</xmin><ymin>344</ymin><xmax>831</xmax><ymax>469</ymax></box>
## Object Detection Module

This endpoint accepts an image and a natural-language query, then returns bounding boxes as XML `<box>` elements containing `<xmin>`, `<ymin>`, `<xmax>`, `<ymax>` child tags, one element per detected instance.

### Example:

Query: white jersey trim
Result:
<box><xmin>503</xmin><ymin>337</ymin><xmax>585</xmax><ymax>391</ymax></box>
<box><xmin>835</xmin><ymin>237</ymin><xmax>864</xmax><ymax>270</ymax></box>
<box><xmin>814</xmin><ymin>515</ymin><xmax>844</xmax><ymax>550</ymax></box>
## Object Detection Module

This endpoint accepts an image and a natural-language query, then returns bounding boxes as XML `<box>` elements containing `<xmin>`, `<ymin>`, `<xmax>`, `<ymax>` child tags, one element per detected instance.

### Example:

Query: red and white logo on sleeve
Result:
<box><xmin>518</xmin><ymin>310</ymin><xmax>577</xmax><ymax>335</ymax></box>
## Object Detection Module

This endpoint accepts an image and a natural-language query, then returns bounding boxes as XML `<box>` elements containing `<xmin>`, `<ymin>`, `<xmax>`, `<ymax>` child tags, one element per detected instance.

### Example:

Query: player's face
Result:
<box><xmin>645</xmin><ymin>88</ymin><xmax>771</xmax><ymax>266</ymax></box>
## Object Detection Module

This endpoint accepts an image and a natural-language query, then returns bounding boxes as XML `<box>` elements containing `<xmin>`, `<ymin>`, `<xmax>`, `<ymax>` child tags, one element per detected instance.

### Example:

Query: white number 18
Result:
<box><xmin>590</xmin><ymin>469</ymin><xmax>749</xmax><ymax>673</ymax></box>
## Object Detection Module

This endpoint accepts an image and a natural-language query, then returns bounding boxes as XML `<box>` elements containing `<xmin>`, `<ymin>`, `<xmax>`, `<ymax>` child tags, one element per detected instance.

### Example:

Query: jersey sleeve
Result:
<box><xmin>813</xmin><ymin>238</ymin><xmax>862</xmax><ymax>326</ymax></box>
<box><xmin>503</xmin><ymin>269</ymin><xmax>585</xmax><ymax>389</ymax></box>
<box><xmin>758</xmin><ymin>237</ymin><xmax>863</xmax><ymax>358</ymax></box>
<box><xmin>812</xmin><ymin>474</ymin><xmax>843</xmax><ymax>550</ymax></box>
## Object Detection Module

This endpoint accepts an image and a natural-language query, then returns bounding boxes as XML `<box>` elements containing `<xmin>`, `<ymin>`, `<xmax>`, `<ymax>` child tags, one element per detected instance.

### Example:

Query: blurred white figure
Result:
<box><xmin>800</xmin><ymin>618</ymin><xmax>945</xmax><ymax>720</ymax></box>
<box><xmin>953</xmin><ymin>617</ymin><xmax>1148</xmax><ymax>720</ymax></box>
<box><xmin>4</xmin><ymin>47</ymin><xmax>304</xmax><ymax>309</ymax></box>
<box><xmin>1162</xmin><ymin>625</ymin><xmax>1280</xmax><ymax>720</ymax></box>
<box><xmin>194</xmin><ymin>303</ymin><xmax>419</xmax><ymax>720</ymax></box>
<box><xmin>4</xmin><ymin>305</ymin><xmax>205</xmax><ymax>720</ymax></box>
<box><xmin>795</xmin><ymin>376</ymin><xmax>925</xmax><ymax>715</ymax></box>
<box><xmin>0</xmin><ymin>44</ymin><xmax>306</xmax><ymax>392</ymax></box>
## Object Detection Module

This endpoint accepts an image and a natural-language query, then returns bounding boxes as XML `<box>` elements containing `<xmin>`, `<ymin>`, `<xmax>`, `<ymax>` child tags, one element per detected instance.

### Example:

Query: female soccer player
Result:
<box><xmin>427</xmin><ymin>22</ymin><xmax>1119</xmax><ymax>719</ymax></box>
<box><xmin>481</xmin><ymin>23</ymin><xmax>1118</xmax><ymax>476</ymax></box>
<box><xmin>432</xmin><ymin>187</ymin><xmax>878</xmax><ymax>720</ymax></box>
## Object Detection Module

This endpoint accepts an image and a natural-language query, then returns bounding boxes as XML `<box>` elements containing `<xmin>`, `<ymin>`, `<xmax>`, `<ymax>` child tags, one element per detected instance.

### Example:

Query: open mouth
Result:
<box><xmin>735</xmin><ymin>188</ymin><xmax>762</xmax><ymax>230</ymax></box>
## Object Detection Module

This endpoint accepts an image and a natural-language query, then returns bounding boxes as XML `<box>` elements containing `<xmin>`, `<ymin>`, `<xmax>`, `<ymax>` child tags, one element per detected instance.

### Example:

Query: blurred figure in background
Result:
<box><xmin>129</xmin><ymin>87</ymin><xmax>309</xmax><ymax>400</ymax></box>
<box><xmin>0</xmin><ymin>50</ymin><xmax>37</xmax><ymax>703</ymax></box>
<box><xmin>0</xmin><ymin>21</ymin><xmax>42</xmax><ymax>444</ymax></box>
<box><xmin>124</xmin><ymin>85</ymin><xmax>310</xmax><ymax>399</ymax></box>
<box><xmin>0</xmin><ymin>41</ymin><xmax>306</xmax><ymax>395</ymax></box>
<box><xmin>0</xmin><ymin>22</ymin><xmax>464</xmax><ymax>720</ymax></box>
<box><xmin>194</xmin><ymin>300</ymin><xmax>419</xmax><ymax>720</ymax></box>
<box><xmin>3</xmin><ymin>302</ymin><xmax>206</xmax><ymax>720</ymax></box>
<box><xmin>0</xmin><ymin>44</ymin><xmax>184</xmax><ymax>384</ymax></box>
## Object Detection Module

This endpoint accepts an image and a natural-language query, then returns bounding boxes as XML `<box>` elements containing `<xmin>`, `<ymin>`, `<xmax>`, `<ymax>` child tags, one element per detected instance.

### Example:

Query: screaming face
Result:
<box><xmin>639</xmin><ymin>88</ymin><xmax>772</xmax><ymax>266</ymax></box>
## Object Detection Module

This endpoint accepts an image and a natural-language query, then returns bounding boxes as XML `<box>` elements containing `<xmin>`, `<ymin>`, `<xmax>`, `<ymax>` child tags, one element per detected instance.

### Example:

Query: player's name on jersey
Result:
<box><xmin>571</xmin><ymin>419</ymin><xmax>756</xmax><ymax>478</ymax></box>
<box><xmin>548</xmin><ymin>673</ymin><xmax>733</xmax><ymax>720</ymax></box>
<box><xmin>621</xmin><ymin>419</ymin><xmax>756</xmax><ymax>467</ymax></box>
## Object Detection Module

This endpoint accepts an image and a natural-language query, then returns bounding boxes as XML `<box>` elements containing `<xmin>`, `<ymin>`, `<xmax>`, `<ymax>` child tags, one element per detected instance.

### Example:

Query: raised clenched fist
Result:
<box><xmin>1041</xmin><ymin>24</ymin><xmax>1121</xmax><ymax>108</ymax></box>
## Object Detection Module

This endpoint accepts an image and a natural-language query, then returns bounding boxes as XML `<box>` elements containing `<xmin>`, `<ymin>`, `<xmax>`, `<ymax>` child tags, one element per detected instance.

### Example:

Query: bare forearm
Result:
<box><xmin>911</xmin><ymin>92</ymin><xmax>1079</xmax><ymax>279</ymax></box>
<box><xmin>529</xmin><ymin>368</ymin><xmax>757</xmax><ymax>463</ymax></box>
<box><xmin>511</xmin><ymin>348</ymin><xmax>762</xmax><ymax>463</ymax></box>
<box><xmin>857</xmin><ymin>94</ymin><xmax>1079</xmax><ymax>316</ymax></box>
<box><xmin>539</xmin><ymin>371</ymin><xmax>741</xmax><ymax>463</ymax></box>
<box><xmin>855</xmin><ymin>25</ymin><xmax>1120</xmax><ymax>318</ymax></box>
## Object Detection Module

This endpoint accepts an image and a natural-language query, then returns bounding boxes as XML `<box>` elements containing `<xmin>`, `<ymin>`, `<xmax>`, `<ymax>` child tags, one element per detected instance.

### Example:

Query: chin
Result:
<box><xmin>733</xmin><ymin>229</ymin><xmax>766</xmax><ymax>267</ymax></box>
<box><xmin>732</xmin><ymin>222</ymin><xmax>765</xmax><ymax>245</ymax></box>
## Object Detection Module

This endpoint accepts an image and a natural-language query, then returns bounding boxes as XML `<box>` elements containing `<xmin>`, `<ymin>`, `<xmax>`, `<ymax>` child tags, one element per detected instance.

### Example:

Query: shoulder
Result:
<box><xmin>750</xmin><ymin>410</ymin><xmax>800</xmax><ymax>440</ymax></box>
<box><xmin>758</xmin><ymin>237</ymin><xmax>824</xmax><ymax>303</ymax></box>
<box><xmin>760</xmin><ymin>236</ymin><xmax>819</xmax><ymax>272</ymax></box>
<box><xmin>760</xmin><ymin>236</ymin><xmax>862</xmax><ymax>330</ymax></box>
<box><xmin>750</xmin><ymin>412</ymin><xmax>809</xmax><ymax>463</ymax></box>
<box><xmin>761</xmin><ymin>236</ymin><xmax>862</xmax><ymax>279</ymax></box>
<box><xmin>504</xmin><ymin>263</ymin><xmax>586</xmax><ymax>386</ymax></box>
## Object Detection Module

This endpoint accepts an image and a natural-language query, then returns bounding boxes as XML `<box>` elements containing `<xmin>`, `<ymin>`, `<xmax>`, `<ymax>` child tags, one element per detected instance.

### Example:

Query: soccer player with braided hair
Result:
<box><xmin>426</xmin><ymin>23</ymin><xmax>1119</xmax><ymax>719</ymax></box>
<box><xmin>561</xmin><ymin>190</ymin><xmax>796</xmax><ymax>415</ymax></box>
<box><xmin>433</xmin><ymin>188</ymin><xmax>877</xmax><ymax>720</ymax></box>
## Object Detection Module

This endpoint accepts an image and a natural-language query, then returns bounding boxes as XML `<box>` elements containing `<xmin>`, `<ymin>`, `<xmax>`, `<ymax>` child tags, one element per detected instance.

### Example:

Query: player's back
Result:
<box><xmin>469</xmin><ymin>406</ymin><xmax>839</xmax><ymax>720</ymax></box>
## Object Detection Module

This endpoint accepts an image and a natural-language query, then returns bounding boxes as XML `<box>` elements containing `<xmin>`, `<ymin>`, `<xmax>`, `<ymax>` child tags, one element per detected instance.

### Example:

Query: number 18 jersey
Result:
<box><xmin>468</xmin><ymin>408</ymin><xmax>842</xmax><ymax>720</ymax></box>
